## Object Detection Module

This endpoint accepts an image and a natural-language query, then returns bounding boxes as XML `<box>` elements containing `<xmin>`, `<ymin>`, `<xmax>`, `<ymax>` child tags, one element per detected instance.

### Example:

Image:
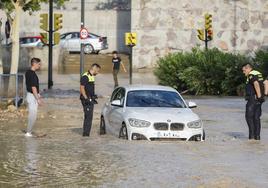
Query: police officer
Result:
<box><xmin>80</xmin><ymin>63</ymin><xmax>101</xmax><ymax>137</ymax></box>
<box><xmin>242</xmin><ymin>63</ymin><xmax>265</xmax><ymax>140</ymax></box>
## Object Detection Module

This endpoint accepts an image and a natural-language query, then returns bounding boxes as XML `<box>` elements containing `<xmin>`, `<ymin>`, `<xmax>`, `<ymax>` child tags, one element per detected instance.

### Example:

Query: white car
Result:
<box><xmin>20</xmin><ymin>36</ymin><xmax>44</xmax><ymax>48</ymax></box>
<box><xmin>100</xmin><ymin>85</ymin><xmax>205</xmax><ymax>141</ymax></box>
<box><xmin>60</xmin><ymin>32</ymin><xmax>108</xmax><ymax>54</ymax></box>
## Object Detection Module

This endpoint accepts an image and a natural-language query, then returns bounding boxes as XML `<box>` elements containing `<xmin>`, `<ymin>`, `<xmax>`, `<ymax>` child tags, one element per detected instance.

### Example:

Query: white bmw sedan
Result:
<box><xmin>100</xmin><ymin>85</ymin><xmax>205</xmax><ymax>141</ymax></box>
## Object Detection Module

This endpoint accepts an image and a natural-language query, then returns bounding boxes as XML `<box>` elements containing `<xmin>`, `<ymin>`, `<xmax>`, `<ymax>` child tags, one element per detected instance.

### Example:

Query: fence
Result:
<box><xmin>0</xmin><ymin>74</ymin><xmax>24</xmax><ymax>108</ymax></box>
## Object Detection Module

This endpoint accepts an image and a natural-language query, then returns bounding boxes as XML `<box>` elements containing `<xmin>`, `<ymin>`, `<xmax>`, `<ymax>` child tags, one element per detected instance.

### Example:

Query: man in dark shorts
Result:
<box><xmin>25</xmin><ymin>58</ymin><xmax>43</xmax><ymax>137</ymax></box>
<box><xmin>80</xmin><ymin>63</ymin><xmax>101</xmax><ymax>137</ymax></box>
<box><xmin>112</xmin><ymin>51</ymin><xmax>127</xmax><ymax>88</ymax></box>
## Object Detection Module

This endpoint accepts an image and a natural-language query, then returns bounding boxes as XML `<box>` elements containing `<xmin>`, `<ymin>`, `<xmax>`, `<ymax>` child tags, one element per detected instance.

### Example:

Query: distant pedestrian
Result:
<box><xmin>112</xmin><ymin>51</ymin><xmax>127</xmax><ymax>88</ymax></box>
<box><xmin>242</xmin><ymin>63</ymin><xmax>265</xmax><ymax>140</ymax></box>
<box><xmin>80</xmin><ymin>63</ymin><xmax>101</xmax><ymax>137</ymax></box>
<box><xmin>25</xmin><ymin>58</ymin><xmax>43</xmax><ymax>137</ymax></box>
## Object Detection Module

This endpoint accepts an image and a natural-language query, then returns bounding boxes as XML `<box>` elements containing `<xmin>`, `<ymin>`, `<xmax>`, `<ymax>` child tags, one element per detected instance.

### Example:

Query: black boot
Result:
<box><xmin>83</xmin><ymin>132</ymin><xmax>89</xmax><ymax>137</ymax></box>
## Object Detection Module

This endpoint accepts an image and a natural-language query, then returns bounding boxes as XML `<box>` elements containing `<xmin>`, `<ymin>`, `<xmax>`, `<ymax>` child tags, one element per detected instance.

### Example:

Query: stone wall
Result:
<box><xmin>1</xmin><ymin>46</ymin><xmax>61</xmax><ymax>73</ymax></box>
<box><xmin>131</xmin><ymin>0</ymin><xmax>268</xmax><ymax>68</ymax></box>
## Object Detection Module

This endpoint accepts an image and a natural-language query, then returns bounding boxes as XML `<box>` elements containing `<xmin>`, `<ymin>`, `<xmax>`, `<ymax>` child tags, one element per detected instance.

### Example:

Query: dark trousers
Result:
<box><xmin>113</xmin><ymin>69</ymin><xmax>119</xmax><ymax>88</ymax></box>
<box><xmin>81</xmin><ymin>100</ymin><xmax>94</xmax><ymax>136</ymax></box>
<box><xmin>245</xmin><ymin>98</ymin><xmax>262</xmax><ymax>139</ymax></box>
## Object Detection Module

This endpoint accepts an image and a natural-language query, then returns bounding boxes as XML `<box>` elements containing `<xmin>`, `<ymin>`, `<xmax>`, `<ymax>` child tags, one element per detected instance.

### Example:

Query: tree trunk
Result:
<box><xmin>0</xmin><ymin>45</ymin><xmax>3</xmax><ymax>74</ymax></box>
<box><xmin>10</xmin><ymin>4</ymin><xmax>22</xmax><ymax>74</ymax></box>
<box><xmin>7</xmin><ymin>3</ymin><xmax>22</xmax><ymax>100</ymax></box>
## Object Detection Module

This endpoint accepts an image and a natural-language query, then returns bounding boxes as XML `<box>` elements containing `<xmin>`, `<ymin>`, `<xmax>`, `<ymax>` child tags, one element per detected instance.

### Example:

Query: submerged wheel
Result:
<box><xmin>119</xmin><ymin>123</ymin><xmax>128</xmax><ymax>140</ymax></box>
<box><xmin>100</xmin><ymin>116</ymin><xmax>106</xmax><ymax>135</ymax></box>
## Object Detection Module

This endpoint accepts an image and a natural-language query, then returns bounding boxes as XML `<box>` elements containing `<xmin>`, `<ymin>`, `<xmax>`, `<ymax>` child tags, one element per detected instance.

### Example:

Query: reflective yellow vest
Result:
<box><xmin>82</xmin><ymin>72</ymin><xmax>95</xmax><ymax>83</ymax></box>
<box><xmin>246</xmin><ymin>70</ymin><xmax>263</xmax><ymax>84</ymax></box>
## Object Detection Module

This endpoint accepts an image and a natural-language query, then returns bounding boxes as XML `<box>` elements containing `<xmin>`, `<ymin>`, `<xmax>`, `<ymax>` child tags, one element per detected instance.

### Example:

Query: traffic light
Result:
<box><xmin>125</xmin><ymin>32</ymin><xmax>137</xmax><ymax>46</ymax></box>
<box><xmin>207</xmin><ymin>29</ymin><xmax>213</xmax><ymax>41</ymax></box>
<box><xmin>54</xmin><ymin>13</ymin><xmax>63</xmax><ymax>31</ymax></box>
<box><xmin>197</xmin><ymin>29</ymin><xmax>205</xmax><ymax>41</ymax></box>
<box><xmin>205</xmin><ymin>13</ymin><xmax>212</xmax><ymax>30</ymax></box>
<box><xmin>40</xmin><ymin>32</ymin><xmax>48</xmax><ymax>44</ymax></box>
<box><xmin>54</xmin><ymin>32</ymin><xmax>61</xmax><ymax>45</ymax></box>
<box><xmin>40</xmin><ymin>13</ymin><xmax>48</xmax><ymax>31</ymax></box>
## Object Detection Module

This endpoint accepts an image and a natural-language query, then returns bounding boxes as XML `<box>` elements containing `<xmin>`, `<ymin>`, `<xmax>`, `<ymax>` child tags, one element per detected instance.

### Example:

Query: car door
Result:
<box><xmin>68</xmin><ymin>32</ymin><xmax>80</xmax><ymax>51</ymax></box>
<box><xmin>61</xmin><ymin>33</ymin><xmax>72</xmax><ymax>49</ymax></box>
<box><xmin>88</xmin><ymin>33</ymin><xmax>99</xmax><ymax>50</ymax></box>
<box><xmin>108</xmin><ymin>88</ymin><xmax>126</xmax><ymax>133</ymax></box>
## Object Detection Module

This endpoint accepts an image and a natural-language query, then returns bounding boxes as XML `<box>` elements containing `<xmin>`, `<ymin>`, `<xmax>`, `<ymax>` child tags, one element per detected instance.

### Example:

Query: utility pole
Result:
<box><xmin>125</xmin><ymin>32</ymin><xmax>137</xmax><ymax>85</ymax></box>
<box><xmin>48</xmin><ymin>0</ymin><xmax>53</xmax><ymax>89</ymax></box>
<box><xmin>129</xmin><ymin>47</ymin><xmax>133</xmax><ymax>84</ymax></box>
<box><xmin>80</xmin><ymin>0</ymin><xmax>85</xmax><ymax>75</ymax></box>
<box><xmin>205</xmin><ymin>29</ymin><xmax>208</xmax><ymax>50</ymax></box>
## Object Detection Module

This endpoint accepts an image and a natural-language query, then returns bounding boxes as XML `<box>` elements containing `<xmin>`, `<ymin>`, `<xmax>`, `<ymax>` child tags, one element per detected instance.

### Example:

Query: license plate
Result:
<box><xmin>157</xmin><ymin>132</ymin><xmax>180</xmax><ymax>138</ymax></box>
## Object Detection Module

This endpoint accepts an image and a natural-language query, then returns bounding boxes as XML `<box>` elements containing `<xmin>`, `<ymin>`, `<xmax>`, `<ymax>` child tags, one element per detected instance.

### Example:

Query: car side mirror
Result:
<box><xmin>188</xmin><ymin>101</ymin><xmax>197</xmax><ymax>108</ymax></box>
<box><xmin>111</xmin><ymin>100</ymin><xmax>123</xmax><ymax>107</ymax></box>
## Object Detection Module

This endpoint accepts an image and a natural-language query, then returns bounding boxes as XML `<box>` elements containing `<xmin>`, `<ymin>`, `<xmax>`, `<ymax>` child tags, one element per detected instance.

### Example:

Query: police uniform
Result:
<box><xmin>80</xmin><ymin>71</ymin><xmax>95</xmax><ymax>136</ymax></box>
<box><xmin>245</xmin><ymin>70</ymin><xmax>264</xmax><ymax>140</ymax></box>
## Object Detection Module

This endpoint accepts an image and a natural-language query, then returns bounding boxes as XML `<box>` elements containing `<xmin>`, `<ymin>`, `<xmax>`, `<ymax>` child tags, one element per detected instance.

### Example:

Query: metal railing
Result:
<box><xmin>0</xmin><ymin>74</ymin><xmax>24</xmax><ymax>109</ymax></box>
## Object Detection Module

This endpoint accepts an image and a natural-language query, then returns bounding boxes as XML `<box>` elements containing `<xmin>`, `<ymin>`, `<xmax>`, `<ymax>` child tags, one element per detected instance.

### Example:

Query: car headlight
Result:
<box><xmin>187</xmin><ymin>120</ymin><xmax>202</xmax><ymax>129</ymax></box>
<box><xmin>128</xmin><ymin>118</ymin><xmax>151</xmax><ymax>128</ymax></box>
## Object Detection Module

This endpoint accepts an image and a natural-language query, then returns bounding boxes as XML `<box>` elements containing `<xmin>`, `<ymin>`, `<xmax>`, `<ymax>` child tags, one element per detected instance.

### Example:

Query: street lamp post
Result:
<box><xmin>48</xmin><ymin>0</ymin><xmax>53</xmax><ymax>89</ymax></box>
<box><xmin>80</xmin><ymin>0</ymin><xmax>85</xmax><ymax>75</ymax></box>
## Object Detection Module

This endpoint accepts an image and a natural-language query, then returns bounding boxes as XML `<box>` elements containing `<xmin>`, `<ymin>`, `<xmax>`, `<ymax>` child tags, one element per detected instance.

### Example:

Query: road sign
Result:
<box><xmin>125</xmin><ymin>32</ymin><xmax>137</xmax><ymax>46</ymax></box>
<box><xmin>80</xmin><ymin>27</ymin><xmax>88</xmax><ymax>39</ymax></box>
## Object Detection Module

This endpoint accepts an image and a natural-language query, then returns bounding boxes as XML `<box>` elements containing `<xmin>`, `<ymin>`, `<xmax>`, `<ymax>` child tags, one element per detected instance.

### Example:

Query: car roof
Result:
<box><xmin>20</xmin><ymin>36</ymin><xmax>42</xmax><ymax>39</ymax></box>
<box><xmin>61</xmin><ymin>32</ymin><xmax>99</xmax><ymax>37</ymax></box>
<box><xmin>121</xmin><ymin>84</ymin><xmax>178</xmax><ymax>92</ymax></box>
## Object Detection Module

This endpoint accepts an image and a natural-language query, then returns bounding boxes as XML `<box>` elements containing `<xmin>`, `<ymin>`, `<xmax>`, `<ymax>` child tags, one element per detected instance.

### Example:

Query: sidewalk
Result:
<box><xmin>38</xmin><ymin>71</ymin><xmax>158</xmax><ymax>97</ymax></box>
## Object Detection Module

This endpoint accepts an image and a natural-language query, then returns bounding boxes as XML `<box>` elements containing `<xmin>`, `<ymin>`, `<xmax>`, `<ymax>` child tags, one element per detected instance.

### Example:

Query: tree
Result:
<box><xmin>0</xmin><ymin>0</ymin><xmax>68</xmax><ymax>74</ymax></box>
<box><xmin>0</xmin><ymin>18</ymin><xmax>3</xmax><ymax>74</ymax></box>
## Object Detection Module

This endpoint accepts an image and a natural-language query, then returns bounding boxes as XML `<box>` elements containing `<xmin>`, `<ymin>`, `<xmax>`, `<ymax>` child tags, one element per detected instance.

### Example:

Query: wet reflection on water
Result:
<box><xmin>0</xmin><ymin>134</ymin><xmax>126</xmax><ymax>187</ymax></box>
<box><xmin>24</xmin><ymin>139</ymin><xmax>39</xmax><ymax>186</ymax></box>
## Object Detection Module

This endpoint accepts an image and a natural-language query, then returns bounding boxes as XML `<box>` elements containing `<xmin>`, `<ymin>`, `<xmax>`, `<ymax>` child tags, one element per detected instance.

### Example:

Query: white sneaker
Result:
<box><xmin>25</xmin><ymin>132</ymin><xmax>33</xmax><ymax>137</ymax></box>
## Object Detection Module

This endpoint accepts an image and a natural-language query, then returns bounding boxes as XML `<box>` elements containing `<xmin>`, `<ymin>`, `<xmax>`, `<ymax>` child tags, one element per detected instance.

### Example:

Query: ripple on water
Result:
<box><xmin>0</xmin><ymin>137</ymin><xmax>127</xmax><ymax>187</ymax></box>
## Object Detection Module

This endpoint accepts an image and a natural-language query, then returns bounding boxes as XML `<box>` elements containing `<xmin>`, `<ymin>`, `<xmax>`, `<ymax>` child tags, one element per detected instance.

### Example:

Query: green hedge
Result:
<box><xmin>154</xmin><ymin>47</ymin><xmax>268</xmax><ymax>96</ymax></box>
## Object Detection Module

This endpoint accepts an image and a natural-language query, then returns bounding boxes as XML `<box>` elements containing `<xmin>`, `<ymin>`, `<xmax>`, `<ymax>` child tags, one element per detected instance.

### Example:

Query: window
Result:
<box><xmin>110</xmin><ymin>88</ymin><xmax>120</xmax><ymax>102</ymax></box>
<box><xmin>110</xmin><ymin>88</ymin><xmax>126</xmax><ymax>106</ymax></box>
<box><xmin>126</xmin><ymin>90</ymin><xmax>186</xmax><ymax>108</ymax></box>
<box><xmin>71</xmin><ymin>33</ymin><xmax>79</xmax><ymax>39</ymax></box>
<box><xmin>65</xmin><ymin>34</ymin><xmax>72</xmax><ymax>40</ymax></box>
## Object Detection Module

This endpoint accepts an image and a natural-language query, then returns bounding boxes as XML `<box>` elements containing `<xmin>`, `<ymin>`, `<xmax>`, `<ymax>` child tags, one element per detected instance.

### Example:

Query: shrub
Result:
<box><xmin>254</xmin><ymin>49</ymin><xmax>268</xmax><ymax>79</ymax></box>
<box><xmin>154</xmin><ymin>47</ymin><xmax>251</xmax><ymax>96</ymax></box>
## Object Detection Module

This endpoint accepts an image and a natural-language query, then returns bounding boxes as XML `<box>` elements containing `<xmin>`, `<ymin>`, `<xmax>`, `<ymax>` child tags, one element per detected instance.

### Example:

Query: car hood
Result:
<box><xmin>125</xmin><ymin>107</ymin><xmax>200</xmax><ymax>123</ymax></box>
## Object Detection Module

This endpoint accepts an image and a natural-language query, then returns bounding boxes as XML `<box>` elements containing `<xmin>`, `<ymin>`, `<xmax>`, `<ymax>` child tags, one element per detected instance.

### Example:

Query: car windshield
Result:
<box><xmin>126</xmin><ymin>90</ymin><xmax>186</xmax><ymax>108</ymax></box>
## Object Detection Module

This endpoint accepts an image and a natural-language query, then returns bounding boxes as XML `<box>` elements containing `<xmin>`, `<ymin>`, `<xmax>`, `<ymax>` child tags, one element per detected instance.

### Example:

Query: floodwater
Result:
<box><xmin>1</xmin><ymin>72</ymin><xmax>268</xmax><ymax>187</ymax></box>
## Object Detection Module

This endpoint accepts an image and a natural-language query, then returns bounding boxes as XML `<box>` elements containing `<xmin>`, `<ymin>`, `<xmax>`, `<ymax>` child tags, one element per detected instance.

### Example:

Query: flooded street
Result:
<box><xmin>1</xmin><ymin>73</ymin><xmax>268</xmax><ymax>187</ymax></box>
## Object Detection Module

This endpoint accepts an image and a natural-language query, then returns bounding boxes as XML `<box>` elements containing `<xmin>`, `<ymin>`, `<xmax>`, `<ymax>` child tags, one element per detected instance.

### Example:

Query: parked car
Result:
<box><xmin>60</xmin><ymin>32</ymin><xmax>108</xmax><ymax>54</ymax></box>
<box><xmin>2</xmin><ymin>36</ymin><xmax>44</xmax><ymax>48</ymax></box>
<box><xmin>20</xmin><ymin>36</ymin><xmax>44</xmax><ymax>48</ymax></box>
<box><xmin>100</xmin><ymin>85</ymin><xmax>205</xmax><ymax>141</ymax></box>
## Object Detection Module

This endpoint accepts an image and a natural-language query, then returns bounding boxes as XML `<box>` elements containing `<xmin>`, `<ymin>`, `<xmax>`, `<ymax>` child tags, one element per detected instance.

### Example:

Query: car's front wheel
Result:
<box><xmin>100</xmin><ymin>116</ymin><xmax>106</xmax><ymax>135</ymax></box>
<box><xmin>84</xmin><ymin>44</ymin><xmax>94</xmax><ymax>54</ymax></box>
<box><xmin>119</xmin><ymin>123</ymin><xmax>128</xmax><ymax>140</ymax></box>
